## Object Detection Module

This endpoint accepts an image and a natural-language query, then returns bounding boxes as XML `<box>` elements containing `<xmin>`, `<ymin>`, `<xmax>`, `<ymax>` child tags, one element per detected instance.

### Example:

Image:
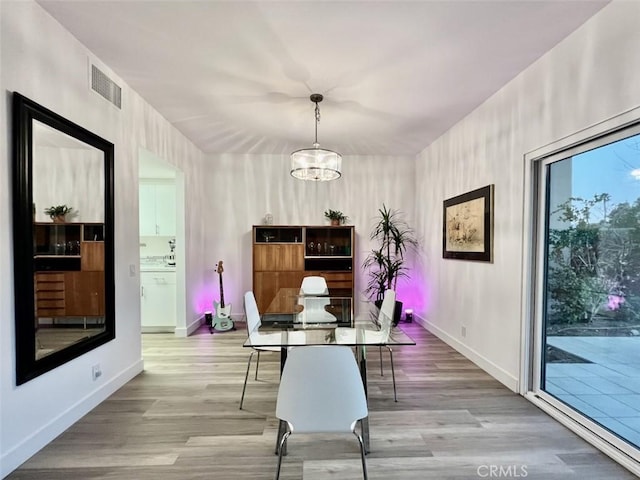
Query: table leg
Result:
<box><xmin>275</xmin><ymin>347</ymin><xmax>288</xmax><ymax>455</ymax></box>
<box><xmin>355</xmin><ymin>344</ymin><xmax>370</xmax><ymax>454</ymax></box>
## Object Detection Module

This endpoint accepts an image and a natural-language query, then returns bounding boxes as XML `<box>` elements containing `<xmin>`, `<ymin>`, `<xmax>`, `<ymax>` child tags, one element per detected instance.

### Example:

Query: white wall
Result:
<box><xmin>415</xmin><ymin>1</ymin><xmax>640</xmax><ymax>391</ymax></box>
<box><xmin>33</xmin><ymin>146</ymin><xmax>104</xmax><ymax>222</ymax></box>
<box><xmin>204</xmin><ymin>153</ymin><xmax>417</xmax><ymax>315</ymax></box>
<box><xmin>0</xmin><ymin>2</ymin><xmax>207</xmax><ymax>476</ymax></box>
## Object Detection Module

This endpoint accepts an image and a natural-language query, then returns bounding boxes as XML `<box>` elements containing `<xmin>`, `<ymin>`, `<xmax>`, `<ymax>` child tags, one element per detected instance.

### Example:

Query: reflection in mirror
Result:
<box><xmin>32</xmin><ymin>121</ymin><xmax>106</xmax><ymax>360</ymax></box>
<box><xmin>13</xmin><ymin>92</ymin><xmax>114</xmax><ymax>385</ymax></box>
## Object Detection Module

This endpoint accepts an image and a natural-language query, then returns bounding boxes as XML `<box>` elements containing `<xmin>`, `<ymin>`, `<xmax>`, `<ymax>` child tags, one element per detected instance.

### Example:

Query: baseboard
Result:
<box><xmin>415</xmin><ymin>315</ymin><xmax>519</xmax><ymax>392</ymax></box>
<box><xmin>141</xmin><ymin>326</ymin><xmax>175</xmax><ymax>333</ymax></box>
<box><xmin>174</xmin><ymin>315</ymin><xmax>204</xmax><ymax>337</ymax></box>
<box><xmin>1</xmin><ymin>359</ymin><xmax>143</xmax><ymax>478</ymax></box>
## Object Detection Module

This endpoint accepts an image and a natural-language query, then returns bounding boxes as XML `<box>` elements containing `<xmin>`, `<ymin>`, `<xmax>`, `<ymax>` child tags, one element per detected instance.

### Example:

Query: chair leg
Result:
<box><xmin>386</xmin><ymin>346</ymin><xmax>397</xmax><ymax>402</ymax></box>
<box><xmin>275</xmin><ymin>431</ymin><xmax>291</xmax><ymax>480</ymax></box>
<box><xmin>239</xmin><ymin>350</ymin><xmax>255</xmax><ymax>410</ymax></box>
<box><xmin>255</xmin><ymin>351</ymin><xmax>261</xmax><ymax>380</ymax></box>
<box><xmin>353</xmin><ymin>431</ymin><xmax>369</xmax><ymax>480</ymax></box>
<box><xmin>379</xmin><ymin>346</ymin><xmax>384</xmax><ymax>376</ymax></box>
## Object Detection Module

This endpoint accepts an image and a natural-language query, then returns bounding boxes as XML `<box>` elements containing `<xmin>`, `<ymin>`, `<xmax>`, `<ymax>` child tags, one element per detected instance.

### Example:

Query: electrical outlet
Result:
<box><xmin>92</xmin><ymin>364</ymin><xmax>102</xmax><ymax>381</ymax></box>
<box><xmin>129</xmin><ymin>264</ymin><xmax>136</xmax><ymax>277</ymax></box>
<box><xmin>461</xmin><ymin>325</ymin><xmax>467</xmax><ymax>338</ymax></box>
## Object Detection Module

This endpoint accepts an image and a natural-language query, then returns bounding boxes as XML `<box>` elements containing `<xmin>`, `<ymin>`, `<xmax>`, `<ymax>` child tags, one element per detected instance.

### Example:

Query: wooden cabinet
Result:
<box><xmin>81</xmin><ymin>242</ymin><xmax>104</xmax><ymax>271</ymax></box>
<box><xmin>35</xmin><ymin>273</ymin><xmax>65</xmax><ymax>317</ymax></box>
<box><xmin>254</xmin><ymin>244</ymin><xmax>304</xmax><ymax>271</ymax></box>
<box><xmin>64</xmin><ymin>271</ymin><xmax>105</xmax><ymax>316</ymax></box>
<box><xmin>252</xmin><ymin>225</ymin><xmax>354</xmax><ymax>312</ymax></box>
<box><xmin>33</xmin><ymin>222</ymin><xmax>105</xmax><ymax>319</ymax></box>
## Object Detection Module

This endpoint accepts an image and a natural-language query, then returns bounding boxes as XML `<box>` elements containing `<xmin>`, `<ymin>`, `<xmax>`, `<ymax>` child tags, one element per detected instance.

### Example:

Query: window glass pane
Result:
<box><xmin>542</xmin><ymin>131</ymin><xmax>640</xmax><ymax>449</ymax></box>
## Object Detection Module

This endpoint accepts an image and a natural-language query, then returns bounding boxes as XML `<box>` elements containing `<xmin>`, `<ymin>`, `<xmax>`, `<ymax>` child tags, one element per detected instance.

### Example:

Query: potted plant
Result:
<box><xmin>324</xmin><ymin>209</ymin><xmax>348</xmax><ymax>226</ymax></box>
<box><xmin>363</xmin><ymin>204</ymin><xmax>418</xmax><ymax>325</ymax></box>
<box><xmin>44</xmin><ymin>205</ymin><xmax>73</xmax><ymax>223</ymax></box>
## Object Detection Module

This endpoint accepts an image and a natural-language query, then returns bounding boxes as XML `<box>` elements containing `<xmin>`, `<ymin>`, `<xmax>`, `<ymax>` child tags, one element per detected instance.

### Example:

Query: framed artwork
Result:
<box><xmin>443</xmin><ymin>184</ymin><xmax>494</xmax><ymax>262</ymax></box>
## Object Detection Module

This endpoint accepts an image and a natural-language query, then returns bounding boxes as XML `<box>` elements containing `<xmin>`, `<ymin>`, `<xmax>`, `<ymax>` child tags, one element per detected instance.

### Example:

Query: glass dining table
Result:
<box><xmin>243</xmin><ymin>288</ymin><xmax>416</xmax><ymax>454</ymax></box>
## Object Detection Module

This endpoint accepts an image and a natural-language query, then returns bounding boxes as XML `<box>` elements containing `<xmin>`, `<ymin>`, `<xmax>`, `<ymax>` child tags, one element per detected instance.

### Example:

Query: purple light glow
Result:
<box><xmin>194</xmin><ymin>286</ymin><xmax>216</xmax><ymax>314</ymax></box>
<box><xmin>395</xmin><ymin>268</ymin><xmax>432</xmax><ymax>319</ymax></box>
<box><xmin>607</xmin><ymin>294</ymin><xmax>625</xmax><ymax>311</ymax></box>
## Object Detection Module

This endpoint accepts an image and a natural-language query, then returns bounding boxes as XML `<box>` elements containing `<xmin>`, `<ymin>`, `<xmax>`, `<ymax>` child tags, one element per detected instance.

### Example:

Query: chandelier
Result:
<box><xmin>290</xmin><ymin>93</ymin><xmax>342</xmax><ymax>181</ymax></box>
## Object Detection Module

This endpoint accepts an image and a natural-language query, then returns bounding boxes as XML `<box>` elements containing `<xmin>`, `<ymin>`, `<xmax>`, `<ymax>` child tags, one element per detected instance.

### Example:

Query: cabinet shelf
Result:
<box><xmin>254</xmin><ymin>226</ymin><xmax>302</xmax><ymax>243</ymax></box>
<box><xmin>304</xmin><ymin>257</ymin><xmax>353</xmax><ymax>271</ymax></box>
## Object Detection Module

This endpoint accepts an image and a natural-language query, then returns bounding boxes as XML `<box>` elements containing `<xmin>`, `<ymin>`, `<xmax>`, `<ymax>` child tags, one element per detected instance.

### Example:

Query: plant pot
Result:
<box><xmin>52</xmin><ymin>215</ymin><xmax>66</xmax><ymax>223</ymax></box>
<box><xmin>393</xmin><ymin>300</ymin><xmax>403</xmax><ymax>326</ymax></box>
<box><xmin>330</xmin><ymin>219</ymin><xmax>340</xmax><ymax>226</ymax></box>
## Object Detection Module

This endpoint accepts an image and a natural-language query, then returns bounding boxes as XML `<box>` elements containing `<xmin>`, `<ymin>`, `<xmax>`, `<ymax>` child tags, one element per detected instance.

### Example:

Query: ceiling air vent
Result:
<box><xmin>91</xmin><ymin>64</ymin><xmax>122</xmax><ymax>109</ymax></box>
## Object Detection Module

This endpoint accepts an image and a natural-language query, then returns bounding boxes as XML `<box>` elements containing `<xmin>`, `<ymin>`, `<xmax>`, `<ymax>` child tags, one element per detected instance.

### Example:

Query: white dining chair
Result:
<box><xmin>335</xmin><ymin>289</ymin><xmax>398</xmax><ymax>401</ymax></box>
<box><xmin>274</xmin><ymin>345</ymin><xmax>368</xmax><ymax>480</ymax></box>
<box><xmin>239</xmin><ymin>291</ymin><xmax>280</xmax><ymax>410</ymax></box>
<box><xmin>375</xmin><ymin>289</ymin><xmax>398</xmax><ymax>402</ymax></box>
<box><xmin>300</xmin><ymin>275</ymin><xmax>329</xmax><ymax>294</ymax></box>
<box><xmin>299</xmin><ymin>276</ymin><xmax>336</xmax><ymax>323</ymax></box>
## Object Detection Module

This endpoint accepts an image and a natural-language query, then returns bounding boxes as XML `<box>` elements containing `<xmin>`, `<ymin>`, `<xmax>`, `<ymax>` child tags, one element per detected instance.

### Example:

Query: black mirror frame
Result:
<box><xmin>12</xmin><ymin>92</ymin><xmax>115</xmax><ymax>385</ymax></box>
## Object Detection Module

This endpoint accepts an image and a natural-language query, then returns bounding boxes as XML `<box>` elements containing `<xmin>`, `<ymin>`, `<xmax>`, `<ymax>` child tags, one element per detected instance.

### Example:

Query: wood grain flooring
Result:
<box><xmin>7</xmin><ymin>322</ymin><xmax>639</xmax><ymax>479</ymax></box>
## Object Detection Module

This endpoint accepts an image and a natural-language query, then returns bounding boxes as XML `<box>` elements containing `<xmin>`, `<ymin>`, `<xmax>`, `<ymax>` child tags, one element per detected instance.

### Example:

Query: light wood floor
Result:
<box><xmin>8</xmin><ymin>322</ymin><xmax>639</xmax><ymax>479</ymax></box>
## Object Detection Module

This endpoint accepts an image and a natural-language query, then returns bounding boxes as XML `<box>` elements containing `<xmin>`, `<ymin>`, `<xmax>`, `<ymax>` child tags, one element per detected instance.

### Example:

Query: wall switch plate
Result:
<box><xmin>461</xmin><ymin>325</ymin><xmax>467</xmax><ymax>338</ymax></box>
<box><xmin>92</xmin><ymin>364</ymin><xmax>102</xmax><ymax>381</ymax></box>
<box><xmin>129</xmin><ymin>264</ymin><xmax>136</xmax><ymax>277</ymax></box>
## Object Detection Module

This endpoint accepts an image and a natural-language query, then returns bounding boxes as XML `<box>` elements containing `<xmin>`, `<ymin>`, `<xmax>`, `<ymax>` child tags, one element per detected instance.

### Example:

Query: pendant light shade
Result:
<box><xmin>290</xmin><ymin>94</ymin><xmax>342</xmax><ymax>181</ymax></box>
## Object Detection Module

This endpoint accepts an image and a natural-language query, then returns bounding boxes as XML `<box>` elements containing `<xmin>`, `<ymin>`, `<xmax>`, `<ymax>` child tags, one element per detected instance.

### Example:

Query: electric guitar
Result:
<box><xmin>211</xmin><ymin>260</ymin><xmax>234</xmax><ymax>332</ymax></box>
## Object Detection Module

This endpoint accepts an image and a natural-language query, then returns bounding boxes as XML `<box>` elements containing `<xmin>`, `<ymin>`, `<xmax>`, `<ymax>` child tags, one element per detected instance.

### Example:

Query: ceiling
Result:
<box><xmin>37</xmin><ymin>1</ymin><xmax>608</xmax><ymax>156</ymax></box>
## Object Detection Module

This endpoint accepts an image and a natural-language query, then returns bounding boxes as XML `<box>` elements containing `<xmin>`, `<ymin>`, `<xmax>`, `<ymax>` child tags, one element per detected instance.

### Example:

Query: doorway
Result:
<box><xmin>138</xmin><ymin>148</ymin><xmax>186</xmax><ymax>335</ymax></box>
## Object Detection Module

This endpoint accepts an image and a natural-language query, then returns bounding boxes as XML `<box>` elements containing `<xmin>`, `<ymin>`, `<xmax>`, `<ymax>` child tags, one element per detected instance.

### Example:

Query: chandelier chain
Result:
<box><xmin>314</xmin><ymin>102</ymin><xmax>321</xmax><ymax>146</ymax></box>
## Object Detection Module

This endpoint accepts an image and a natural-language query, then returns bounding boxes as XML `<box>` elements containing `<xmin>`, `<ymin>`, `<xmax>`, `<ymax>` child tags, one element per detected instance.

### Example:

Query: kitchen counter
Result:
<box><xmin>140</xmin><ymin>255</ymin><xmax>176</xmax><ymax>272</ymax></box>
<box><xmin>140</xmin><ymin>264</ymin><xmax>176</xmax><ymax>272</ymax></box>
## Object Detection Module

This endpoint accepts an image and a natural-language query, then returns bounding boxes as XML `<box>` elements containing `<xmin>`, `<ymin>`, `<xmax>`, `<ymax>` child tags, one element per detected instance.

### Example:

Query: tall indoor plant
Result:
<box><xmin>363</xmin><ymin>204</ymin><xmax>418</xmax><ymax>324</ymax></box>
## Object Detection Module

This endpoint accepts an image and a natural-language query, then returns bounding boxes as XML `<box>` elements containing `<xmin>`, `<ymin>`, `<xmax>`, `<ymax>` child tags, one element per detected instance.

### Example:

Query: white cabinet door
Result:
<box><xmin>139</xmin><ymin>184</ymin><xmax>157</xmax><ymax>236</ymax></box>
<box><xmin>138</xmin><ymin>182</ymin><xmax>176</xmax><ymax>236</ymax></box>
<box><xmin>154</xmin><ymin>184</ymin><xmax>176</xmax><ymax>236</ymax></box>
<box><xmin>141</xmin><ymin>272</ymin><xmax>176</xmax><ymax>328</ymax></box>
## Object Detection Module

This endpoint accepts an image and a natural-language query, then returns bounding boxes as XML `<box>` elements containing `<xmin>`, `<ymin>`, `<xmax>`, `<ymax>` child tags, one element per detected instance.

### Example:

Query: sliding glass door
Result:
<box><xmin>536</xmin><ymin>124</ymin><xmax>640</xmax><ymax>453</ymax></box>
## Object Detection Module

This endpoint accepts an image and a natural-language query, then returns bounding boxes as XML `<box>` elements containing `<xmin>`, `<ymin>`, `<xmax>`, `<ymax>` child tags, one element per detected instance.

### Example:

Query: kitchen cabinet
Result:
<box><xmin>139</xmin><ymin>182</ymin><xmax>176</xmax><ymax>236</ymax></box>
<box><xmin>140</xmin><ymin>271</ymin><xmax>176</xmax><ymax>331</ymax></box>
<box><xmin>252</xmin><ymin>225</ymin><xmax>354</xmax><ymax>312</ymax></box>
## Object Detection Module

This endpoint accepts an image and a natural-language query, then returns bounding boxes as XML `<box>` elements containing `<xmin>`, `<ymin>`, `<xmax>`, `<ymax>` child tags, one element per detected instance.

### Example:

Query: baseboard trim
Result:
<box><xmin>1</xmin><ymin>359</ymin><xmax>143</xmax><ymax>478</ymax></box>
<box><xmin>174</xmin><ymin>315</ymin><xmax>203</xmax><ymax>337</ymax></box>
<box><xmin>415</xmin><ymin>315</ymin><xmax>519</xmax><ymax>392</ymax></box>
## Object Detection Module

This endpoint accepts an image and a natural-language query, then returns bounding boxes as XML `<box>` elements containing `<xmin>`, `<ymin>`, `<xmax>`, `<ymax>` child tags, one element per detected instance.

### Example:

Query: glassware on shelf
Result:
<box><xmin>308</xmin><ymin>242</ymin><xmax>314</xmax><ymax>254</ymax></box>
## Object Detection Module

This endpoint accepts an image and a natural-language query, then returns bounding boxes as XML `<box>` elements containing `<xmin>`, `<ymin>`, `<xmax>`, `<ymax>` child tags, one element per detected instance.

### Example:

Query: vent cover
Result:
<box><xmin>91</xmin><ymin>64</ymin><xmax>122</xmax><ymax>109</ymax></box>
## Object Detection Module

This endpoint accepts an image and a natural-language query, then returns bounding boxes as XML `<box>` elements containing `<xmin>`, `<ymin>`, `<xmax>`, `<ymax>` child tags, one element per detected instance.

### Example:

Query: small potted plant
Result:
<box><xmin>324</xmin><ymin>209</ymin><xmax>348</xmax><ymax>226</ymax></box>
<box><xmin>44</xmin><ymin>205</ymin><xmax>73</xmax><ymax>223</ymax></box>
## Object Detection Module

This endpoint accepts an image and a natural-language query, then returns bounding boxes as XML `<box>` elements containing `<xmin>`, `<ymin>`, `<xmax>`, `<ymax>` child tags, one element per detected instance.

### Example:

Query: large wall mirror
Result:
<box><xmin>12</xmin><ymin>92</ymin><xmax>115</xmax><ymax>385</ymax></box>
